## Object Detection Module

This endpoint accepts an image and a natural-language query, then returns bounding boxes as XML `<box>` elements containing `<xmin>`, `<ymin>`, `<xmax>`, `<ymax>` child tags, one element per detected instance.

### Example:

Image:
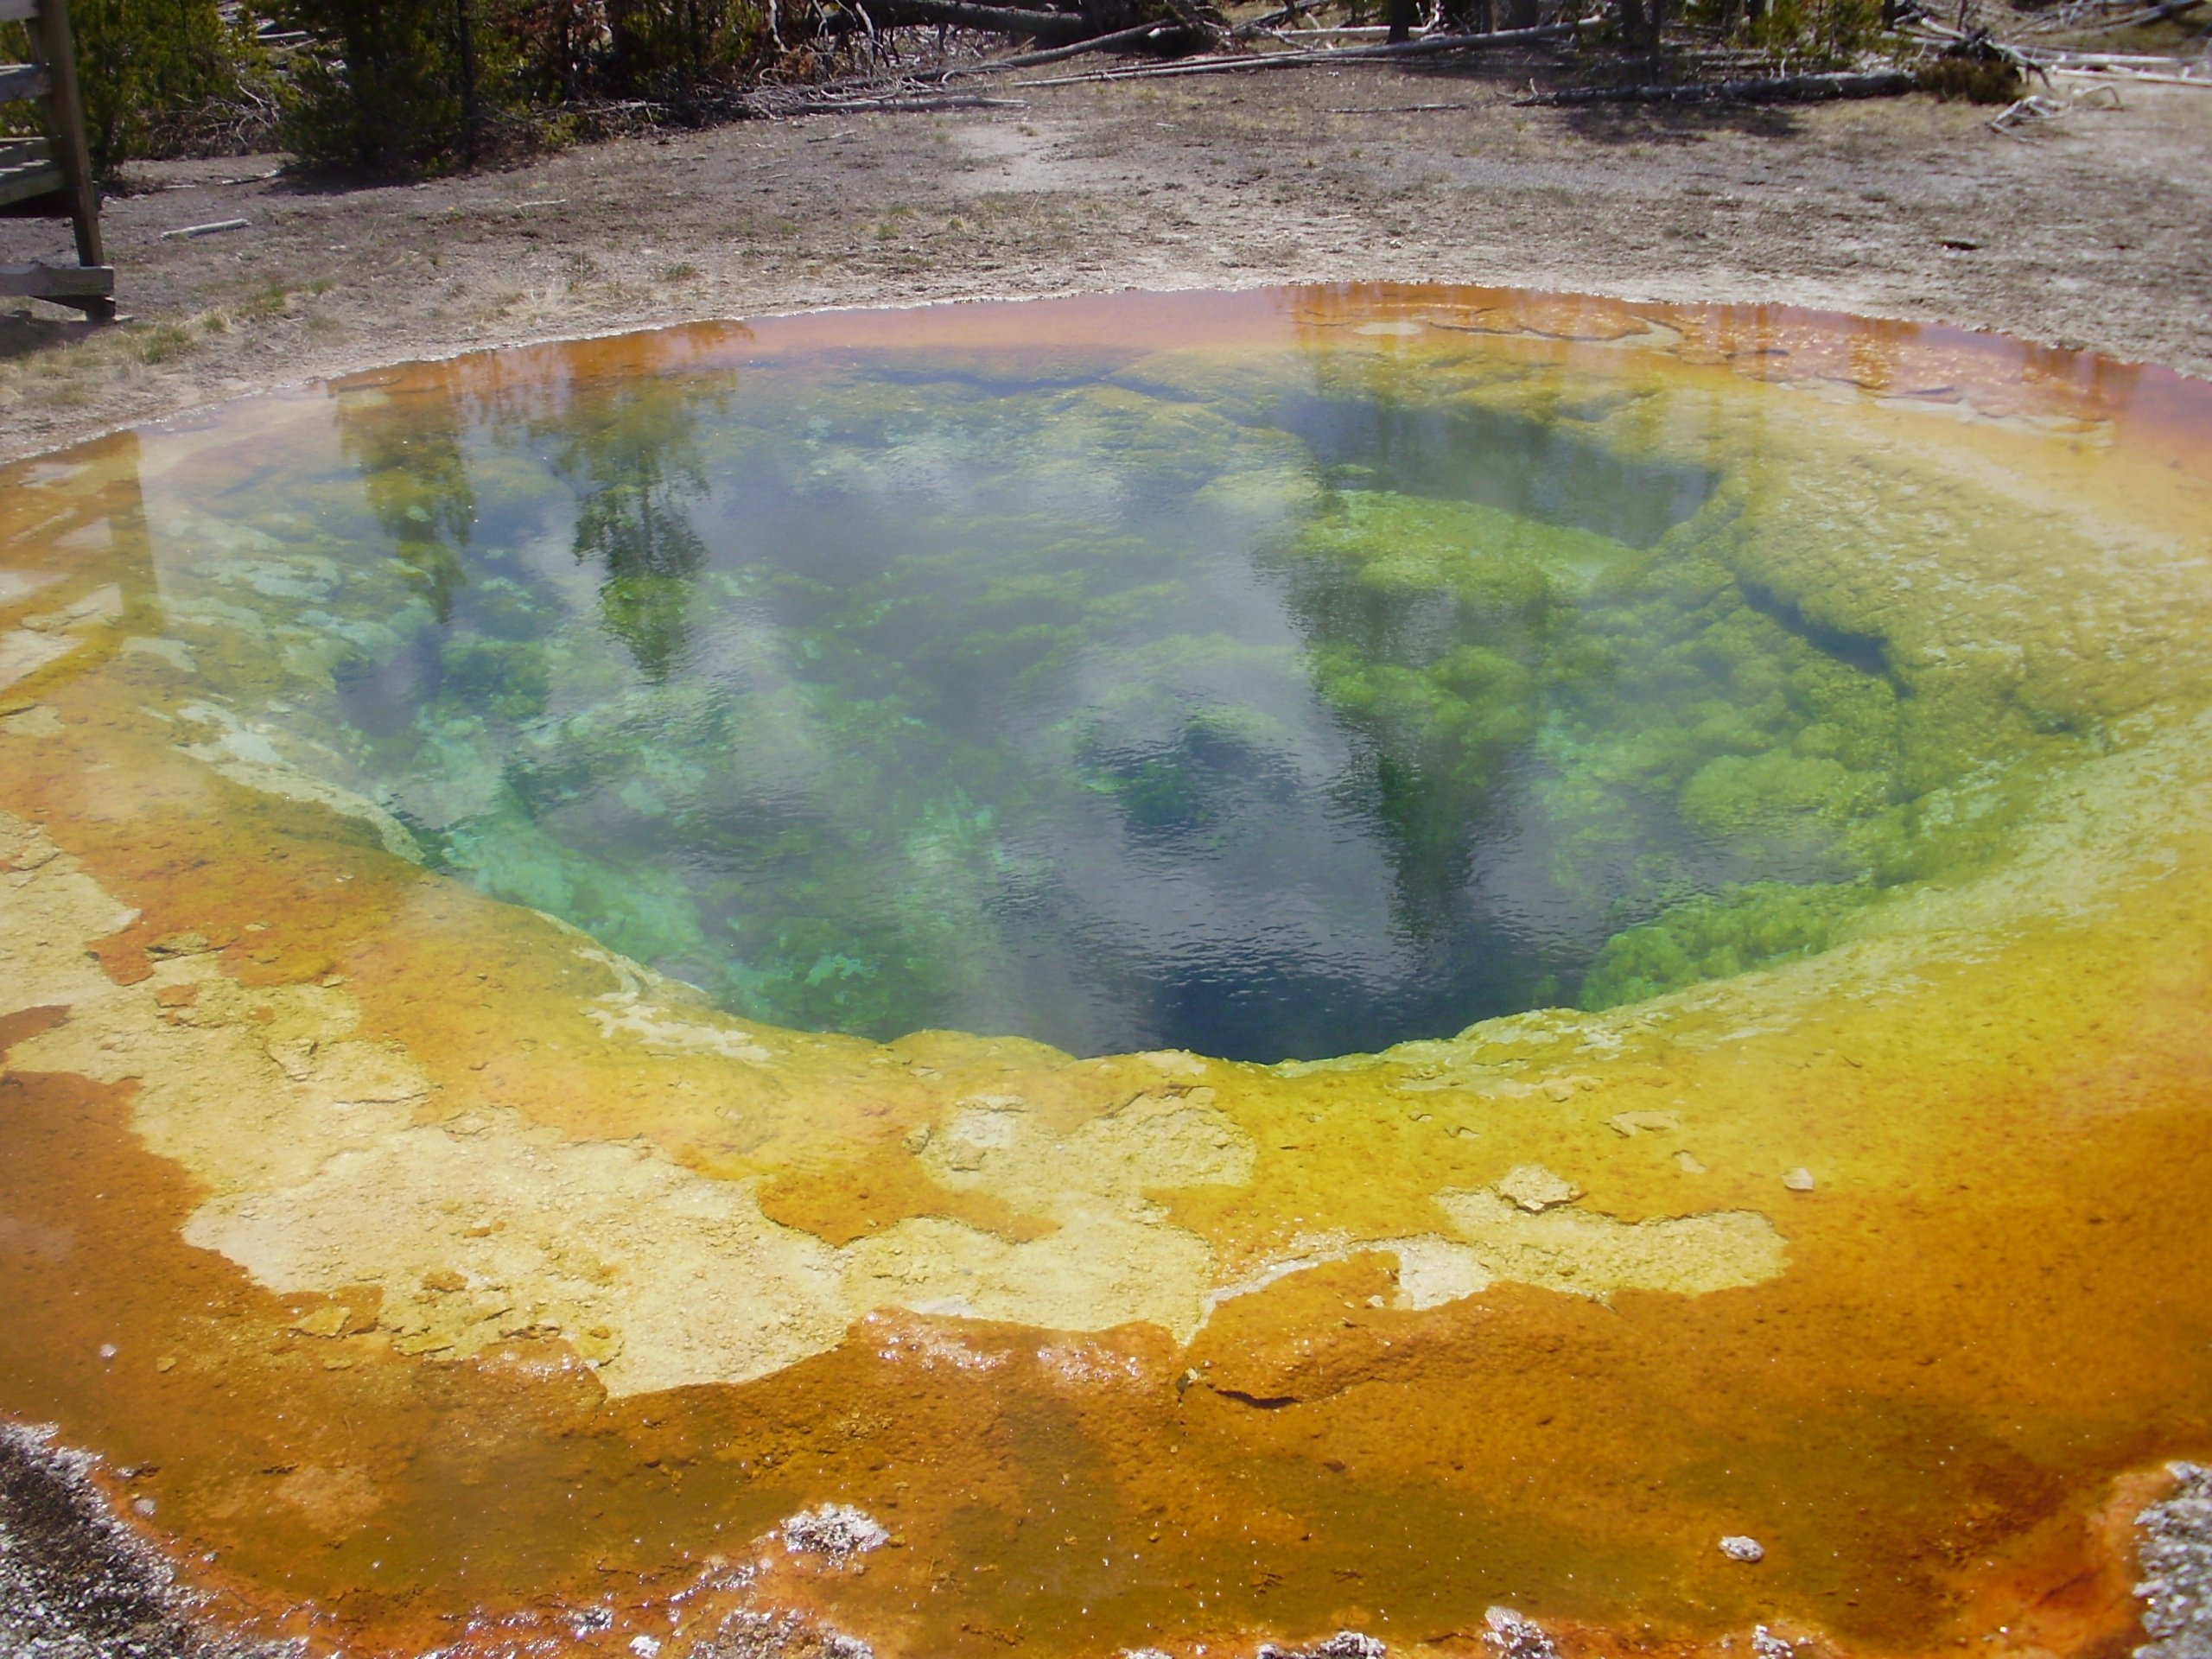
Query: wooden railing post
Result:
<box><xmin>28</xmin><ymin>0</ymin><xmax>104</xmax><ymax>269</ymax></box>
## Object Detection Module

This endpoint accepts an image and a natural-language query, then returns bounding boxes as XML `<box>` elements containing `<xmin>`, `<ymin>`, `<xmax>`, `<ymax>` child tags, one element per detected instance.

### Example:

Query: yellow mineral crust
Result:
<box><xmin>1432</xmin><ymin>1187</ymin><xmax>1785</xmax><ymax>1301</ymax></box>
<box><xmin>0</xmin><ymin>805</ymin><xmax>1792</xmax><ymax>1395</ymax></box>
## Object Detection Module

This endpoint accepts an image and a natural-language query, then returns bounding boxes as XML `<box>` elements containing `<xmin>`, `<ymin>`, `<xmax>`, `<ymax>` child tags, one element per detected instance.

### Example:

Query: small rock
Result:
<box><xmin>1497</xmin><ymin>1164</ymin><xmax>1582</xmax><ymax>1212</ymax></box>
<box><xmin>1752</xmin><ymin>1626</ymin><xmax>1796</xmax><ymax>1659</ymax></box>
<box><xmin>629</xmin><ymin>1638</ymin><xmax>661</xmax><ymax>1658</ymax></box>
<box><xmin>1608</xmin><ymin>1110</ymin><xmax>1681</xmax><ymax>1138</ymax></box>
<box><xmin>1259</xmin><ymin>1634</ymin><xmax>1385</xmax><ymax>1659</ymax></box>
<box><xmin>783</xmin><ymin>1503</ymin><xmax>889</xmax><ymax>1563</ymax></box>
<box><xmin>1782</xmin><ymin>1168</ymin><xmax>1815</xmax><ymax>1192</ymax></box>
<box><xmin>98</xmin><ymin>1344</ymin><xmax>118</xmax><ymax>1362</ymax></box>
<box><xmin>1675</xmin><ymin>1150</ymin><xmax>1708</xmax><ymax>1174</ymax></box>
<box><xmin>575</xmin><ymin>1326</ymin><xmax>623</xmax><ymax>1363</ymax></box>
<box><xmin>1719</xmin><ymin>1535</ymin><xmax>1765</xmax><ymax>1563</ymax></box>
<box><xmin>155</xmin><ymin>1356</ymin><xmax>177</xmax><ymax>1373</ymax></box>
<box><xmin>290</xmin><ymin>1304</ymin><xmax>350</xmax><ymax>1338</ymax></box>
<box><xmin>2137</xmin><ymin>1460</ymin><xmax>2212</xmax><ymax>1659</ymax></box>
<box><xmin>1482</xmin><ymin>1607</ymin><xmax>1556</xmax><ymax>1659</ymax></box>
<box><xmin>132</xmin><ymin>1497</ymin><xmax>156</xmax><ymax>1516</ymax></box>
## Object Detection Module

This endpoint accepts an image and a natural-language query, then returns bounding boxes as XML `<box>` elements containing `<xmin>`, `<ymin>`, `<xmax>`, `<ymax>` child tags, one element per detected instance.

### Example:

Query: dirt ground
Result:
<box><xmin>3</xmin><ymin>60</ymin><xmax>2210</xmax><ymax>464</ymax></box>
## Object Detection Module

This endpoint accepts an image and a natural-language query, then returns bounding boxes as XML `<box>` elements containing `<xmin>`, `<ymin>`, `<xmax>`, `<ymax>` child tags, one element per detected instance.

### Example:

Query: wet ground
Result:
<box><xmin>0</xmin><ymin>1421</ymin><xmax>286</xmax><ymax>1659</ymax></box>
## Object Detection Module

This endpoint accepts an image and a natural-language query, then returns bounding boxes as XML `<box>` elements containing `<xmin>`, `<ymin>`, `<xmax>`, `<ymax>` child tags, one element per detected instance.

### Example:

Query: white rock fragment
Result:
<box><xmin>1782</xmin><ymin>1168</ymin><xmax>1815</xmax><ymax>1192</ymax></box>
<box><xmin>1482</xmin><ymin>1606</ymin><xmax>1556</xmax><ymax>1658</ymax></box>
<box><xmin>2136</xmin><ymin>1460</ymin><xmax>2212</xmax><ymax>1659</ymax></box>
<box><xmin>781</xmin><ymin>1503</ymin><xmax>889</xmax><ymax>1563</ymax></box>
<box><xmin>705</xmin><ymin>1611</ymin><xmax>871</xmax><ymax>1659</ymax></box>
<box><xmin>1719</xmin><ymin>1534</ymin><xmax>1766</xmax><ymax>1562</ymax></box>
<box><xmin>1258</xmin><ymin>1634</ymin><xmax>1385</xmax><ymax>1659</ymax></box>
<box><xmin>1496</xmin><ymin>1164</ymin><xmax>1582</xmax><ymax>1212</ymax></box>
<box><xmin>1139</xmin><ymin>1049</ymin><xmax>1208</xmax><ymax>1076</ymax></box>
<box><xmin>629</xmin><ymin>1637</ymin><xmax>661</xmax><ymax>1658</ymax></box>
<box><xmin>1752</xmin><ymin>1626</ymin><xmax>1796</xmax><ymax>1659</ymax></box>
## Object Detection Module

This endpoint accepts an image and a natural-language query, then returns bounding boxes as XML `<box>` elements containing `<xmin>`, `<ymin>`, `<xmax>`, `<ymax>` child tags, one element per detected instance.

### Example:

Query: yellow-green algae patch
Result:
<box><xmin>1</xmin><ymin>288</ymin><xmax>2209</xmax><ymax>1659</ymax></box>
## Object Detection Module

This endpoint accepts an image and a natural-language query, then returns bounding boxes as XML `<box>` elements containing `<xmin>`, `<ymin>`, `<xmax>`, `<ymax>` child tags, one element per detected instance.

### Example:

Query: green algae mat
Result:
<box><xmin>1</xmin><ymin>286</ymin><xmax>2209</xmax><ymax>1659</ymax></box>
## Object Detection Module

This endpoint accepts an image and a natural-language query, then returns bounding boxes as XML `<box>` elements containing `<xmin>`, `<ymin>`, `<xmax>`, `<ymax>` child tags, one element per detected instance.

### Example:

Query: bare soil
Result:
<box><xmin>3</xmin><ymin>60</ymin><xmax>2210</xmax><ymax>463</ymax></box>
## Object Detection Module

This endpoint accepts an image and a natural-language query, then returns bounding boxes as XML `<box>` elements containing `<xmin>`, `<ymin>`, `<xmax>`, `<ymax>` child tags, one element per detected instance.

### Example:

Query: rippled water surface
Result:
<box><xmin>2</xmin><ymin>287</ymin><xmax>2209</xmax><ymax>1659</ymax></box>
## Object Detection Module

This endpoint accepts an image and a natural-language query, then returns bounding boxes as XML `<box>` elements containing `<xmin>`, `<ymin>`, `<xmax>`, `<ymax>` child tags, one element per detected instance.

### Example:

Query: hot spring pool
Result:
<box><xmin>1</xmin><ymin>287</ymin><xmax>2208</xmax><ymax>1659</ymax></box>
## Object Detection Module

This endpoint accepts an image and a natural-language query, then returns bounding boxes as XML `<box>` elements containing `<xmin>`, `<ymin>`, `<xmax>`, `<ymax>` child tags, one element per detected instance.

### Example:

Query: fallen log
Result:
<box><xmin>939</xmin><ymin>19</ymin><xmax>1180</xmax><ymax>73</ymax></box>
<box><xmin>866</xmin><ymin>0</ymin><xmax>1103</xmax><ymax>43</ymax></box>
<box><xmin>1516</xmin><ymin>67</ymin><xmax>1915</xmax><ymax>103</ymax></box>
<box><xmin>1014</xmin><ymin>20</ymin><xmax>1582</xmax><ymax>84</ymax></box>
<box><xmin>2082</xmin><ymin>0</ymin><xmax>2204</xmax><ymax>30</ymax></box>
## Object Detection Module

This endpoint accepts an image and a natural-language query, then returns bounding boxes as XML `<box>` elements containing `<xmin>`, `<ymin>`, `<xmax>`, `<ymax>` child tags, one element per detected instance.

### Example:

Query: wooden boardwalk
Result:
<box><xmin>1</xmin><ymin>0</ymin><xmax>114</xmax><ymax>320</ymax></box>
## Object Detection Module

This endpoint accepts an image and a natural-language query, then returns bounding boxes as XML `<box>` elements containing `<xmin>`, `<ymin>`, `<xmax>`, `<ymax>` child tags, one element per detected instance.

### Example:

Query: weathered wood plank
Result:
<box><xmin>0</xmin><ymin>138</ymin><xmax>53</xmax><ymax>168</ymax></box>
<box><xmin>0</xmin><ymin>260</ymin><xmax>114</xmax><ymax>298</ymax></box>
<box><xmin>0</xmin><ymin>159</ymin><xmax>63</xmax><ymax>210</ymax></box>
<box><xmin>0</xmin><ymin>62</ymin><xmax>51</xmax><ymax>100</ymax></box>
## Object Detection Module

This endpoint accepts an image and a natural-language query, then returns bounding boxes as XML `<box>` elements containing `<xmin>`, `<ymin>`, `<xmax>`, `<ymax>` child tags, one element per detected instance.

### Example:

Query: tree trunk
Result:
<box><xmin>1387</xmin><ymin>0</ymin><xmax>1417</xmax><ymax>40</ymax></box>
<box><xmin>454</xmin><ymin>0</ymin><xmax>480</xmax><ymax>163</ymax></box>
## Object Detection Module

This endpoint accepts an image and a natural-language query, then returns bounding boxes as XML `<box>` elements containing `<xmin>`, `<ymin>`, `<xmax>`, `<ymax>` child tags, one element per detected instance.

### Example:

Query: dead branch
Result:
<box><xmin>1235</xmin><ymin>0</ymin><xmax>1352</xmax><ymax>34</ymax></box>
<box><xmin>1516</xmin><ymin>67</ymin><xmax>1916</xmax><ymax>103</ymax></box>
<box><xmin>1013</xmin><ymin>19</ymin><xmax>1584</xmax><ymax>85</ymax></box>
<box><xmin>741</xmin><ymin>88</ymin><xmax>1031</xmax><ymax>111</ymax></box>
<box><xmin>2047</xmin><ymin>61</ymin><xmax>2212</xmax><ymax>81</ymax></box>
<box><xmin>1988</xmin><ymin>78</ymin><xmax>2126</xmax><ymax>132</ymax></box>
